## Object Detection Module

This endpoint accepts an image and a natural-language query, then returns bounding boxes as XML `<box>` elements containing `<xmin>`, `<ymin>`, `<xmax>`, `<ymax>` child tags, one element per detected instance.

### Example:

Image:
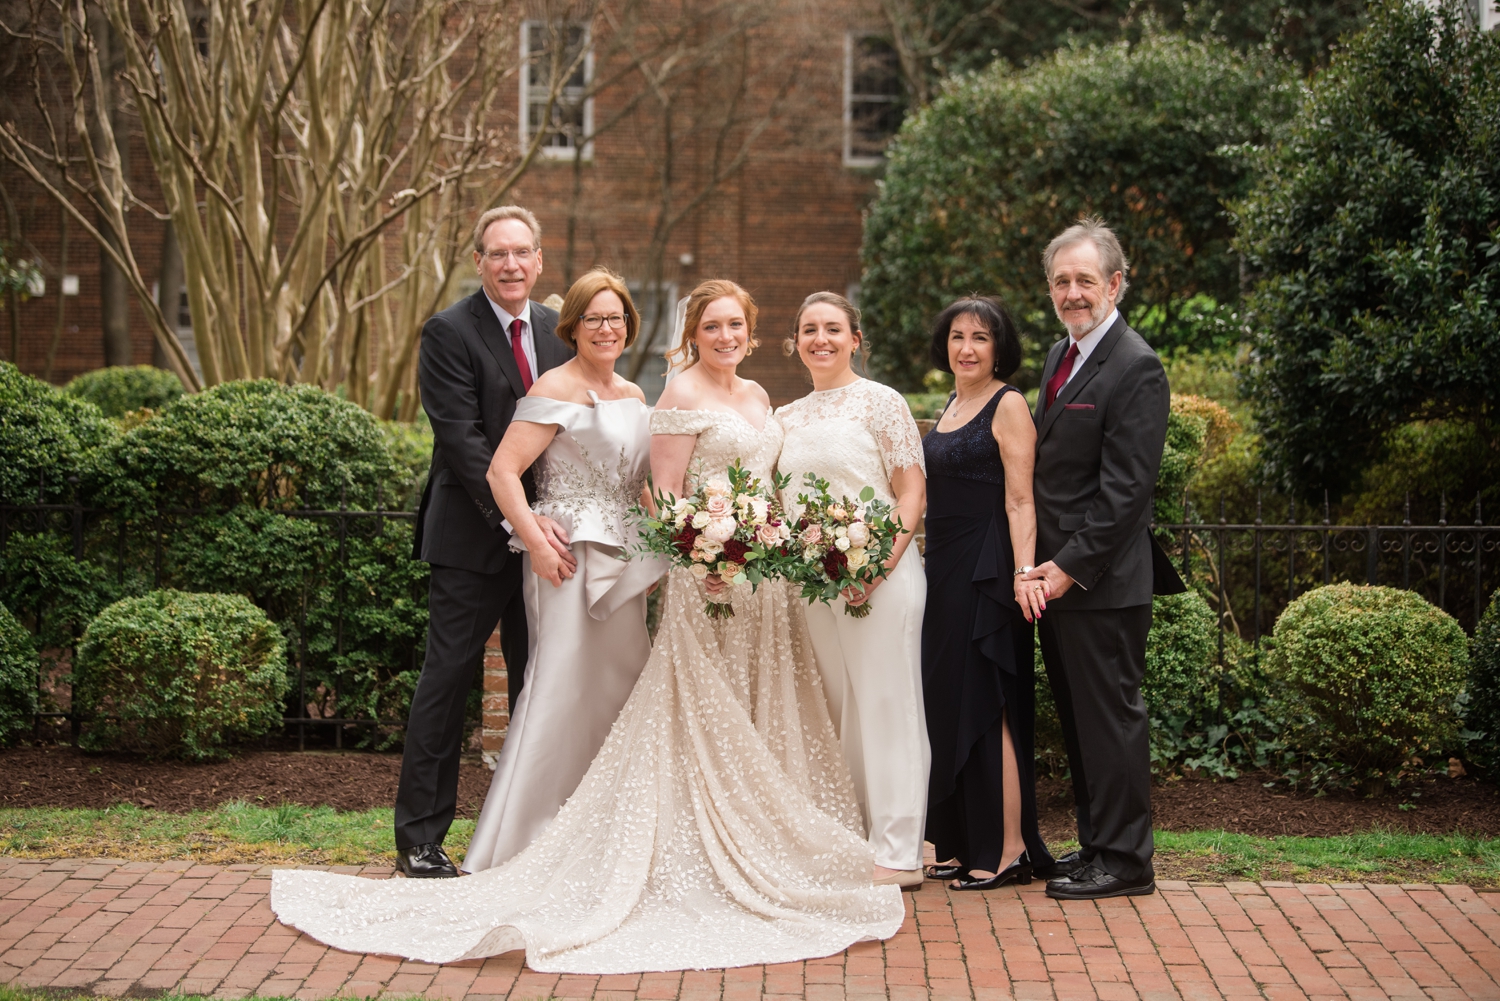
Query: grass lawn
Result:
<box><xmin>1</xmin><ymin>803</ymin><xmax>1497</xmax><ymax>885</ymax></box>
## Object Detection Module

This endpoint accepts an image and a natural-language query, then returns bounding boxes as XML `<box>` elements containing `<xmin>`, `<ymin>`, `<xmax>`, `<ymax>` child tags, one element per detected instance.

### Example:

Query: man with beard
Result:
<box><xmin>1022</xmin><ymin>218</ymin><xmax>1170</xmax><ymax>899</ymax></box>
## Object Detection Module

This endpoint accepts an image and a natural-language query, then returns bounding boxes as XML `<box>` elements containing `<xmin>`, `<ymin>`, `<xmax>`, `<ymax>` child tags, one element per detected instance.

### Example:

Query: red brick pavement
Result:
<box><xmin>0</xmin><ymin>857</ymin><xmax>1497</xmax><ymax>999</ymax></box>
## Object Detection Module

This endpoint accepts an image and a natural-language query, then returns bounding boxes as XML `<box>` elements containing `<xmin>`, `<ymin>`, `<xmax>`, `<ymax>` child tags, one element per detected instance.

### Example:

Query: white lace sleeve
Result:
<box><xmin>868</xmin><ymin>383</ymin><xmax>926</xmax><ymax>476</ymax></box>
<box><xmin>649</xmin><ymin>409</ymin><xmax>714</xmax><ymax>436</ymax></box>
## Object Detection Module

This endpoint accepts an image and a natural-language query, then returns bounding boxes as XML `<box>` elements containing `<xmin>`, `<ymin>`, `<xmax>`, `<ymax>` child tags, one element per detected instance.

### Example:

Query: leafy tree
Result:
<box><xmin>1235</xmin><ymin>0</ymin><xmax>1500</xmax><ymax>500</ymax></box>
<box><xmin>860</xmin><ymin>30</ymin><xmax>1296</xmax><ymax>390</ymax></box>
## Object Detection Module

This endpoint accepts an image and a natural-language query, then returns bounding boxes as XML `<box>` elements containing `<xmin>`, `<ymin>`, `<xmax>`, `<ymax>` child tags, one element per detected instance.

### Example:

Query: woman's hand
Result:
<box><xmin>529</xmin><ymin>541</ymin><xmax>575</xmax><ymax>587</ymax></box>
<box><xmin>704</xmin><ymin>573</ymin><xmax>728</xmax><ymax>595</ymax></box>
<box><xmin>1013</xmin><ymin>574</ymin><xmax>1049</xmax><ymax>623</ymax></box>
<box><xmin>842</xmin><ymin>575</ymin><xmax>883</xmax><ymax>607</ymax></box>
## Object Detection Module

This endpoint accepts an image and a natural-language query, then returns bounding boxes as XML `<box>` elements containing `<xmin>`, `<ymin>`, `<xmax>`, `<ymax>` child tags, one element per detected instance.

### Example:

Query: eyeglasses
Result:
<box><xmin>481</xmin><ymin>248</ymin><xmax>536</xmax><ymax>264</ymax></box>
<box><xmin>581</xmin><ymin>313</ymin><xmax>627</xmax><ymax>330</ymax></box>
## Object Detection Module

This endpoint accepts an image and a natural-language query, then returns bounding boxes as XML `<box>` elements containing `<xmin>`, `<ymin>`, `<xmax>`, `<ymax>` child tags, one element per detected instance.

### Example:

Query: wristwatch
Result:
<box><xmin>1012</xmin><ymin>565</ymin><xmax>1034</xmax><ymax>578</ymax></box>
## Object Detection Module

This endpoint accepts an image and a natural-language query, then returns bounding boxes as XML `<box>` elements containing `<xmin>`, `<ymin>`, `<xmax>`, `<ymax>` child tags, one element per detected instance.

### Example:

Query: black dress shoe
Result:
<box><xmin>395</xmin><ymin>842</ymin><xmax>459</xmax><ymax>878</ymax></box>
<box><xmin>926</xmin><ymin>863</ymin><xmax>964</xmax><ymax>880</ymax></box>
<box><xmin>1045</xmin><ymin>863</ymin><xmax>1155</xmax><ymax>900</ymax></box>
<box><xmin>1033</xmin><ymin>850</ymin><xmax>1086</xmax><ymax>880</ymax></box>
<box><xmin>954</xmin><ymin>852</ymin><xmax>1032</xmax><ymax>891</ymax></box>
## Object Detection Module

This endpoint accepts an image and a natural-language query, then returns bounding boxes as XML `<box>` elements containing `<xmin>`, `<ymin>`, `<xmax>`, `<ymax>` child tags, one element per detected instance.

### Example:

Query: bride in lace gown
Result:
<box><xmin>269</xmin><ymin>280</ymin><xmax>904</xmax><ymax>973</ymax></box>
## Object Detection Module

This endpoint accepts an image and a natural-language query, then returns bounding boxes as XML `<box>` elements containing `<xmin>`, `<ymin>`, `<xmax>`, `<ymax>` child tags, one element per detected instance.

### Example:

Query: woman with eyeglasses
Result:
<box><xmin>462</xmin><ymin>266</ymin><xmax>662</xmax><ymax>871</ymax></box>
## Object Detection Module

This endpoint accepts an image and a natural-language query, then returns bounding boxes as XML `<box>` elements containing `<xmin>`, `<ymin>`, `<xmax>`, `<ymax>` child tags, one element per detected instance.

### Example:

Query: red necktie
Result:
<box><xmin>509</xmin><ymin>318</ymin><xmax>534</xmax><ymax>392</ymax></box>
<box><xmin>1045</xmin><ymin>342</ymin><xmax>1080</xmax><ymax>410</ymax></box>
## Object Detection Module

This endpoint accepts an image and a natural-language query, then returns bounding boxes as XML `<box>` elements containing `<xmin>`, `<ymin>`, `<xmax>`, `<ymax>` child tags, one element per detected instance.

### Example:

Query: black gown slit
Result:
<box><xmin>921</xmin><ymin>386</ymin><xmax>1053</xmax><ymax>874</ymax></box>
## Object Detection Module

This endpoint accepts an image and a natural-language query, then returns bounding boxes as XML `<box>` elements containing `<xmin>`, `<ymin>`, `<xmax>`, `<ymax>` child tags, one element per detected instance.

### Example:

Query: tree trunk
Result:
<box><xmin>91</xmin><ymin>4</ymin><xmax>132</xmax><ymax>368</ymax></box>
<box><xmin>153</xmin><ymin>219</ymin><xmax>184</xmax><ymax>370</ymax></box>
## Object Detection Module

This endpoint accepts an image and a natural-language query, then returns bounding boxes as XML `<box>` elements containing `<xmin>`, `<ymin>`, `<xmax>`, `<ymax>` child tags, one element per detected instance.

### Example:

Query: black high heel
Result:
<box><xmin>926</xmin><ymin>862</ymin><xmax>964</xmax><ymax>880</ymax></box>
<box><xmin>954</xmin><ymin>851</ymin><xmax>1032</xmax><ymax>891</ymax></box>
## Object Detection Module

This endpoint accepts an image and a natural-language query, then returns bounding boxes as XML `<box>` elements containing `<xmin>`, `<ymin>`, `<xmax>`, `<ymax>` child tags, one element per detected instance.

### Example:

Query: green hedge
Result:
<box><xmin>0</xmin><ymin>361</ymin><xmax>116</xmax><ymax>505</ymax></box>
<box><xmin>1</xmin><ymin>369</ymin><xmax>432</xmax><ymax>747</ymax></box>
<box><xmin>1465</xmin><ymin>589</ymin><xmax>1500</xmax><ymax>774</ymax></box>
<box><xmin>64</xmin><ymin>366</ymin><xmax>184</xmax><ymax>418</ymax></box>
<box><xmin>75</xmin><ymin>590</ymin><xmax>289</xmax><ymax>760</ymax></box>
<box><xmin>1267</xmin><ymin>583</ymin><xmax>1468</xmax><ymax>788</ymax></box>
<box><xmin>0</xmin><ymin>604</ymin><xmax>38</xmax><ymax>745</ymax></box>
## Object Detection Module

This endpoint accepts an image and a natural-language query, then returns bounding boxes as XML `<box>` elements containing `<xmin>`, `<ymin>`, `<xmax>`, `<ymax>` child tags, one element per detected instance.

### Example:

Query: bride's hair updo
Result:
<box><xmin>785</xmin><ymin>291</ymin><xmax>865</xmax><ymax>361</ymax></box>
<box><xmin>666</xmin><ymin>279</ymin><xmax>760</xmax><ymax>368</ymax></box>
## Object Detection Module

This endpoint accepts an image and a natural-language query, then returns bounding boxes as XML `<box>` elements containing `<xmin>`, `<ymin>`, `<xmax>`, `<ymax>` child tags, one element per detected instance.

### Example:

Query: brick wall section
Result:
<box><xmin>480</xmin><ymin>626</ymin><xmax>509</xmax><ymax>769</ymax></box>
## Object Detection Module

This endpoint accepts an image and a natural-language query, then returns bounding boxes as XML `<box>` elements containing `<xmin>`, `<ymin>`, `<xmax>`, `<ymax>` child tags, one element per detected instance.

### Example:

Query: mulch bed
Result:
<box><xmin>1</xmin><ymin>743</ymin><xmax>1497</xmax><ymax>838</ymax></box>
<box><xmin>0</xmin><ymin>745</ymin><xmax>494</xmax><ymax>819</ymax></box>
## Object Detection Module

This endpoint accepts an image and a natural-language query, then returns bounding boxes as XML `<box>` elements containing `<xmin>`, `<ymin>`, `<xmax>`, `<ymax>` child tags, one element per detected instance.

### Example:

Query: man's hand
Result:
<box><xmin>534</xmin><ymin>515</ymin><xmax>577</xmax><ymax>573</ymax></box>
<box><xmin>1023</xmin><ymin>561</ymin><xmax>1075</xmax><ymax>603</ymax></box>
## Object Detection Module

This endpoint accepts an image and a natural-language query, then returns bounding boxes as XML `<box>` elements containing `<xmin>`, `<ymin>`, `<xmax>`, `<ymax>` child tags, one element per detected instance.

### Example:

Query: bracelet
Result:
<box><xmin>1012</xmin><ymin>565</ymin><xmax>1034</xmax><ymax>578</ymax></box>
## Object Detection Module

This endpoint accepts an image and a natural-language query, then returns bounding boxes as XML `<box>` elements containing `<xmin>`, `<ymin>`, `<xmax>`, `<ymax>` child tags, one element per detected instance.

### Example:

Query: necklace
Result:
<box><xmin>945</xmin><ymin>380</ymin><xmax>997</xmax><ymax>426</ymax></box>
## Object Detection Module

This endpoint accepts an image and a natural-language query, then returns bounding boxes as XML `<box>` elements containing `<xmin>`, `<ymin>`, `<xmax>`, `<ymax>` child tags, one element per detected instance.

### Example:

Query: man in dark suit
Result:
<box><xmin>395</xmin><ymin>206</ymin><xmax>573</xmax><ymax>877</ymax></box>
<box><xmin>1023</xmin><ymin>218</ymin><xmax>1170</xmax><ymax>899</ymax></box>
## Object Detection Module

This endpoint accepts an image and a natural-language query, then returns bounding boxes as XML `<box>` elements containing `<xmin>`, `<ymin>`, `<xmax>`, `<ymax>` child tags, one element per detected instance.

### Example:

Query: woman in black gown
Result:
<box><xmin>921</xmin><ymin>296</ymin><xmax>1054</xmax><ymax>890</ymax></box>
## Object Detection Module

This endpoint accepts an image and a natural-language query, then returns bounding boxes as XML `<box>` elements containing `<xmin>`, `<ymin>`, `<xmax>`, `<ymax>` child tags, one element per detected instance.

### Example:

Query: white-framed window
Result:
<box><xmin>520</xmin><ymin>20</ymin><xmax>593</xmax><ymax>160</ymax></box>
<box><xmin>843</xmin><ymin>33</ymin><xmax>904</xmax><ymax>167</ymax></box>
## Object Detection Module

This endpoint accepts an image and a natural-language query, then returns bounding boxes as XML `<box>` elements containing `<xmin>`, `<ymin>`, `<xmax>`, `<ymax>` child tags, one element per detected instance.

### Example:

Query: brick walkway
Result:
<box><xmin>0</xmin><ymin>858</ymin><xmax>1497</xmax><ymax>1000</ymax></box>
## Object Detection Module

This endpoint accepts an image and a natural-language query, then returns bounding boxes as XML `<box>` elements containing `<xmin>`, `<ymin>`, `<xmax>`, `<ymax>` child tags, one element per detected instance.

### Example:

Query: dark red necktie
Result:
<box><xmin>509</xmin><ymin>318</ymin><xmax>534</xmax><ymax>392</ymax></box>
<box><xmin>1045</xmin><ymin>342</ymin><xmax>1080</xmax><ymax>410</ymax></box>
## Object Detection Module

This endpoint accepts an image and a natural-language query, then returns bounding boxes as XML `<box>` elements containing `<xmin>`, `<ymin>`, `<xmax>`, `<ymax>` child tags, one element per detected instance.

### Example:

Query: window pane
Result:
<box><xmin>849</xmin><ymin>98</ymin><xmax>904</xmax><ymax>159</ymax></box>
<box><xmin>852</xmin><ymin>37</ymin><xmax>903</xmax><ymax>99</ymax></box>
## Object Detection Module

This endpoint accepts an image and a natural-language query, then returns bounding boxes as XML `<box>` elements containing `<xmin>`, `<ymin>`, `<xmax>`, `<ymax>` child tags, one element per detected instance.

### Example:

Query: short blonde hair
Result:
<box><xmin>472</xmin><ymin>206</ymin><xmax>542</xmax><ymax>253</ymax></box>
<box><xmin>555</xmin><ymin>268</ymin><xmax>641</xmax><ymax>350</ymax></box>
<box><xmin>665</xmin><ymin>279</ymin><xmax>760</xmax><ymax>368</ymax></box>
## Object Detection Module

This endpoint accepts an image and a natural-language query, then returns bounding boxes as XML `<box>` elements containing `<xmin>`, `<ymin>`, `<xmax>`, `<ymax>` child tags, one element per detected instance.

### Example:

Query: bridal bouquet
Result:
<box><xmin>789</xmin><ymin>474</ymin><xmax>906</xmax><ymax>618</ymax></box>
<box><xmin>629</xmin><ymin>460</ymin><xmax>796</xmax><ymax>619</ymax></box>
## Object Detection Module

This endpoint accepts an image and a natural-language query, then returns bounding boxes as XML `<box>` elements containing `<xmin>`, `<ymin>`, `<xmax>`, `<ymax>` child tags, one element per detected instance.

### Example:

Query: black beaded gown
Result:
<box><xmin>921</xmin><ymin>386</ymin><xmax>1054</xmax><ymax>874</ymax></box>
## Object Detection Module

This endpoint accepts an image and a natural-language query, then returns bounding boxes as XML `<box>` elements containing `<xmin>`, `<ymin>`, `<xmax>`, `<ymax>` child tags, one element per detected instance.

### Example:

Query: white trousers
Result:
<box><xmin>803</xmin><ymin>546</ymin><xmax>930</xmax><ymax>870</ymax></box>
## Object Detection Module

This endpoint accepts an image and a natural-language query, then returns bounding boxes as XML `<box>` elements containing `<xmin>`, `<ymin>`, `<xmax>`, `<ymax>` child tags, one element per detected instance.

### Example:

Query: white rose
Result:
<box><xmin>846</xmin><ymin>521</ymin><xmax>870</xmax><ymax>548</ymax></box>
<box><xmin>736</xmin><ymin>493</ymin><xmax>753</xmax><ymax>508</ymax></box>
<box><xmin>749</xmin><ymin>498</ymin><xmax>770</xmax><ymax>525</ymax></box>
<box><xmin>703</xmin><ymin>518</ymin><xmax>737</xmax><ymax>543</ymax></box>
<box><xmin>703</xmin><ymin>478</ymin><xmax>731</xmax><ymax>498</ymax></box>
<box><xmin>835</xmin><ymin>536</ymin><xmax>851</xmax><ymax>552</ymax></box>
<box><xmin>696</xmin><ymin>537</ymin><xmax>724</xmax><ymax>556</ymax></box>
<box><xmin>671</xmin><ymin>498</ymin><xmax>694</xmax><ymax>517</ymax></box>
<box><xmin>673</xmin><ymin>514</ymin><xmax>687</xmax><ymax>529</ymax></box>
<box><xmin>691</xmin><ymin>511</ymin><xmax>711</xmax><ymax>529</ymax></box>
<box><xmin>834</xmin><ymin>525</ymin><xmax>848</xmax><ymax>539</ymax></box>
<box><xmin>689</xmin><ymin>562</ymin><xmax>711</xmax><ymax>579</ymax></box>
<box><xmin>844</xmin><ymin>547</ymin><xmax>869</xmax><ymax>570</ymax></box>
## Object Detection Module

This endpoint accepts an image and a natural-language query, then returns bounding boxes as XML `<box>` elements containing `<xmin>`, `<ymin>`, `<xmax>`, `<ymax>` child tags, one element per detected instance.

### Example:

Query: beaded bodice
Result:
<box><xmin>923</xmin><ymin>387</ymin><xmax>1019</xmax><ymax>486</ymax></box>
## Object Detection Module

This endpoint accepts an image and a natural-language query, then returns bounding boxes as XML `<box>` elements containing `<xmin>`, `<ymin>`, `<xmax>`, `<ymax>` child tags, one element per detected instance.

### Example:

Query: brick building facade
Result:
<box><xmin>1</xmin><ymin>0</ymin><xmax>905</xmax><ymax>406</ymax></box>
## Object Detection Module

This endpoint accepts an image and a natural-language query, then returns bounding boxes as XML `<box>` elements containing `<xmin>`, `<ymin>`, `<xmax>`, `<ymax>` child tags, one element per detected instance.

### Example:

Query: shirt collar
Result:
<box><xmin>1069</xmin><ymin>307</ymin><xmax>1118</xmax><ymax>364</ymax></box>
<box><xmin>485</xmin><ymin>293</ymin><xmax>531</xmax><ymax>336</ymax></box>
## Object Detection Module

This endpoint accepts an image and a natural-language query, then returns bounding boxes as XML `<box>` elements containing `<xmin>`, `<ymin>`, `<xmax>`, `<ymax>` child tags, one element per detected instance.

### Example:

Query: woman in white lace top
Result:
<box><xmin>776</xmin><ymin>291</ymin><xmax>931</xmax><ymax>889</ymax></box>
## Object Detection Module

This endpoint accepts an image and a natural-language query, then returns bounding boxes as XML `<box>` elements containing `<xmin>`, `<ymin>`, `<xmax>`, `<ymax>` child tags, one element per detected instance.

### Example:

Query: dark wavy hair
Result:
<box><xmin>928</xmin><ymin>296</ymin><xmax>1022</xmax><ymax>380</ymax></box>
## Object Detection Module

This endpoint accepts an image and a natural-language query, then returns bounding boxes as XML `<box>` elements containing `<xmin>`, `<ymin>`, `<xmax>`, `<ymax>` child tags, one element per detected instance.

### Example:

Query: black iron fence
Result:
<box><xmin>4</xmin><ymin>484</ymin><xmax>1496</xmax><ymax>749</ymax></box>
<box><xmin>1</xmin><ymin>482</ymin><xmax>428</xmax><ymax>749</ymax></box>
<box><xmin>1157</xmin><ymin>492</ymin><xmax>1498</xmax><ymax>668</ymax></box>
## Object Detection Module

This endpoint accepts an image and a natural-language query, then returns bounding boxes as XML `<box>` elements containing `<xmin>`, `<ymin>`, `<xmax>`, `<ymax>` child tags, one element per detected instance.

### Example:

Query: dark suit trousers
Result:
<box><xmin>1039</xmin><ymin>604</ymin><xmax>1154</xmax><ymax>880</ymax></box>
<box><xmin>394</xmin><ymin>561</ymin><xmax>528</xmax><ymax>849</ymax></box>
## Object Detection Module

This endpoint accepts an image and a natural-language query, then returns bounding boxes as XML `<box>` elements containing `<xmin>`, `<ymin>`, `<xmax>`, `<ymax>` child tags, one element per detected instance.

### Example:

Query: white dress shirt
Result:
<box><xmin>486</xmin><ymin>294</ymin><xmax>538</xmax><ymax>378</ymax></box>
<box><xmin>1062</xmin><ymin>307</ymin><xmax>1118</xmax><ymax>388</ymax></box>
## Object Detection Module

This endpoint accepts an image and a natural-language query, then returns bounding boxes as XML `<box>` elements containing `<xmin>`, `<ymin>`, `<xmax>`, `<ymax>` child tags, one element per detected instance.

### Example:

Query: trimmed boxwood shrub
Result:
<box><xmin>64</xmin><ymin>366</ymin><xmax>184</xmax><ymax>418</ymax></box>
<box><xmin>0</xmin><ymin>361</ymin><xmax>116</xmax><ymax>504</ymax></box>
<box><xmin>1145</xmin><ymin>590</ymin><xmax>1220</xmax><ymax>722</ymax></box>
<box><xmin>1266</xmin><ymin>583</ymin><xmax>1468</xmax><ymax>787</ymax></box>
<box><xmin>0</xmin><ymin>604</ymin><xmax>38</xmax><ymax>745</ymax></box>
<box><xmin>1465</xmin><ymin>589</ymin><xmax>1500</xmax><ymax>773</ymax></box>
<box><xmin>75</xmin><ymin>590</ymin><xmax>289</xmax><ymax>760</ymax></box>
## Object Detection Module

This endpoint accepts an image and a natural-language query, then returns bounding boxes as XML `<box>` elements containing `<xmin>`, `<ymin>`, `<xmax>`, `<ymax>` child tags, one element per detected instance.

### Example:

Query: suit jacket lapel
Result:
<box><xmin>1037</xmin><ymin>314</ymin><xmax>1128</xmax><ymax>444</ymax></box>
<box><xmin>470</xmin><ymin>291</ymin><xmax>528</xmax><ymax>398</ymax></box>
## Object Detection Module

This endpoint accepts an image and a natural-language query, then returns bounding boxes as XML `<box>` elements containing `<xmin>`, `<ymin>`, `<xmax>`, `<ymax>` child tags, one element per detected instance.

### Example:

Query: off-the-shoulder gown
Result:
<box><xmin>269</xmin><ymin>404</ymin><xmax>904</xmax><ymax>974</ymax></box>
